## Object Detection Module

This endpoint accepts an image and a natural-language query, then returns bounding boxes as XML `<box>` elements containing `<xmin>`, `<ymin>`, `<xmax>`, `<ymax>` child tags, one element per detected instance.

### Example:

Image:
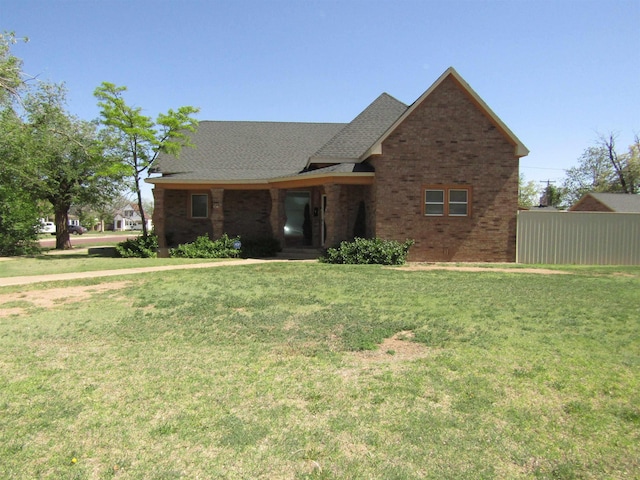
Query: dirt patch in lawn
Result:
<box><xmin>0</xmin><ymin>281</ymin><xmax>131</xmax><ymax>317</ymax></box>
<box><xmin>352</xmin><ymin>331</ymin><xmax>432</xmax><ymax>363</ymax></box>
<box><xmin>393</xmin><ymin>264</ymin><xmax>571</xmax><ymax>275</ymax></box>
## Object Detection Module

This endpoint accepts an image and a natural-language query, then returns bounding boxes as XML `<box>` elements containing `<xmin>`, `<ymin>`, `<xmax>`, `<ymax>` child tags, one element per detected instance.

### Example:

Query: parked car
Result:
<box><xmin>68</xmin><ymin>224</ymin><xmax>87</xmax><ymax>235</ymax></box>
<box><xmin>38</xmin><ymin>221</ymin><xmax>56</xmax><ymax>234</ymax></box>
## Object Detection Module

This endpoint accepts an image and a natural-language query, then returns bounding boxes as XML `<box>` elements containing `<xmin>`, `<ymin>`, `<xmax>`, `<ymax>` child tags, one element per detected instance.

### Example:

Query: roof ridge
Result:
<box><xmin>377</xmin><ymin>91</ymin><xmax>404</xmax><ymax>103</ymax></box>
<box><xmin>308</xmin><ymin>92</ymin><xmax>408</xmax><ymax>162</ymax></box>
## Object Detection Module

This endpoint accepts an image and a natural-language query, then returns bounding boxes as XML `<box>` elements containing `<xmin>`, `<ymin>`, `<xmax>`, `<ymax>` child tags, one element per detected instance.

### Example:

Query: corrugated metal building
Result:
<box><xmin>517</xmin><ymin>210</ymin><xmax>640</xmax><ymax>265</ymax></box>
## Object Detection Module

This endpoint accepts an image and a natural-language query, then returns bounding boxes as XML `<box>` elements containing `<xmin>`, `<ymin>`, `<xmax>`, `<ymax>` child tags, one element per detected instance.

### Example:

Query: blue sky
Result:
<box><xmin>3</xmin><ymin>0</ymin><xmax>639</xmax><ymax>201</ymax></box>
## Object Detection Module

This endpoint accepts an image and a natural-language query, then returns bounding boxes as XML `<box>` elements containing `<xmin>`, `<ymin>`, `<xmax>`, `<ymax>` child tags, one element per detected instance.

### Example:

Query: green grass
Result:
<box><xmin>0</xmin><ymin>263</ymin><xmax>638</xmax><ymax>479</ymax></box>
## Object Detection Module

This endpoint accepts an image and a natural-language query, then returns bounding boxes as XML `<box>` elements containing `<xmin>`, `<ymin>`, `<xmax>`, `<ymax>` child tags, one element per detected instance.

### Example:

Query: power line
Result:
<box><xmin>520</xmin><ymin>166</ymin><xmax>568</xmax><ymax>172</ymax></box>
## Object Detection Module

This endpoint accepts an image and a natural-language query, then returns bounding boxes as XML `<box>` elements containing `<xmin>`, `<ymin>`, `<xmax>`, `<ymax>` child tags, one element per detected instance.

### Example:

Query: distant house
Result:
<box><xmin>570</xmin><ymin>193</ymin><xmax>640</xmax><ymax>213</ymax></box>
<box><xmin>148</xmin><ymin>67</ymin><xmax>528</xmax><ymax>261</ymax></box>
<box><xmin>113</xmin><ymin>204</ymin><xmax>152</xmax><ymax>231</ymax></box>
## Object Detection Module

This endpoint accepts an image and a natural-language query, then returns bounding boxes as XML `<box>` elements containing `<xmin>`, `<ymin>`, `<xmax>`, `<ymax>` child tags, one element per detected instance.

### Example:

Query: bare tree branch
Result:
<box><xmin>600</xmin><ymin>133</ymin><xmax>630</xmax><ymax>193</ymax></box>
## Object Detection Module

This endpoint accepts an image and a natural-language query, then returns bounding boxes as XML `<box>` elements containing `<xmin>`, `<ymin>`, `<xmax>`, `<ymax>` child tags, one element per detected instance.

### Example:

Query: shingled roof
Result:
<box><xmin>151</xmin><ymin>93</ymin><xmax>407</xmax><ymax>184</ymax></box>
<box><xmin>308</xmin><ymin>93</ymin><xmax>408</xmax><ymax>163</ymax></box>
<box><xmin>572</xmin><ymin>193</ymin><xmax>640</xmax><ymax>213</ymax></box>
<box><xmin>152</xmin><ymin>121</ymin><xmax>344</xmax><ymax>182</ymax></box>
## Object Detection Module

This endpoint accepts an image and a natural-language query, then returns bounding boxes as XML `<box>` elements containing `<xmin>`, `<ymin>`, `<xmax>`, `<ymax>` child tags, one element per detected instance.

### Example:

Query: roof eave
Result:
<box><xmin>146</xmin><ymin>177</ymin><xmax>270</xmax><ymax>186</ymax></box>
<box><xmin>146</xmin><ymin>172</ymin><xmax>375</xmax><ymax>189</ymax></box>
<box><xmin>269</xmin><ymin>172</ymin><xmax>375</xmax><ymax>188</ymax></box>
<box><xmin>307</xmin><ymin>156</ymin><xmax>360</xmax><ymax>165</ymax></box>
<box><xmin>359</xmin><ymin>144</ymin><xmax>382</xmax><ymax>161</ymax></box>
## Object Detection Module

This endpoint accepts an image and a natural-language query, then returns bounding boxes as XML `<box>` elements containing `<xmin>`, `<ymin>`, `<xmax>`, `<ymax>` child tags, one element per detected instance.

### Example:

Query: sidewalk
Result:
<box><xmin>0</xmin><ymin>258</ymin><xmax>287</xmax><ymax>287</ymax></box>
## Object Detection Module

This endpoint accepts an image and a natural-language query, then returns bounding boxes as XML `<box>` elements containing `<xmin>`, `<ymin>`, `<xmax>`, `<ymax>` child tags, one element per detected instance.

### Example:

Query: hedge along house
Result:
<box><xmin>148</xmin><ymin>67</ymin><xmax>529</xmax><ymax>261</ymax></box>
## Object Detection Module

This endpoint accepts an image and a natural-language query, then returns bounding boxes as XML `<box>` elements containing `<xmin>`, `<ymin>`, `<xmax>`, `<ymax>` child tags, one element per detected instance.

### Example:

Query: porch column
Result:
<box><xmin>270</xmin><ymin>188</ymin><xmax>286</xmax><ymax>246</ymax></box>
<box><xmin>152</xmin><ymin>186</ymin><xmax>169</xmax><ymax>258</ymax></box>
<box><xmin>324</xmin><ymin>184</ymin><xmax>342</xmax><ymax>247</ymax></box>
<box><xmin>210</xmin><ymin>188</ymin><xmax>225</xmax><ymax>237</ymax></box>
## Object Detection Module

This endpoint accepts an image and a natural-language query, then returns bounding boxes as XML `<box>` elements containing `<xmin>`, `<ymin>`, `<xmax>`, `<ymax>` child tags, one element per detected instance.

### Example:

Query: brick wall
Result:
<box><xmin>164</xmin><ymin>189</ymin><xmax>213</xmax><ymax>246</ymax></box>
<box><xmin>163</xmin><ymin>189</ymin><xmax>274</xmax><ymax>245</ymax></box>
<box><xmin>370</xmin><ymin>76</ymin><xmax>520</xmax><ymax>262</ymax></box>
<box><xmin>223</xmin><ymin>190</ymin><xmax>272</xmax><ymax>238</ymax></box>
<box><xmin>322</xmin><ymin>184</ymin><xmax>373</xmax><ymax>246</ymax></box>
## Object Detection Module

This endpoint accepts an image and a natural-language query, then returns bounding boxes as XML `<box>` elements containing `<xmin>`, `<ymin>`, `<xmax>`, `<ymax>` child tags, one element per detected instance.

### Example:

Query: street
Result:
<box><xmin>39</xmin><ymin>234</ymin><xmax>138</xmax><ymax>248</ymax></box>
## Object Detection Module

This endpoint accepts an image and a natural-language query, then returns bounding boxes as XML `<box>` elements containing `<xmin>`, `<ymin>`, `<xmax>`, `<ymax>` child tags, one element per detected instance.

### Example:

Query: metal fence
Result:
<box><xmin>516</xmin><ymin>211</ymin><xmax>640</xmax><ymax>265</ymax></box>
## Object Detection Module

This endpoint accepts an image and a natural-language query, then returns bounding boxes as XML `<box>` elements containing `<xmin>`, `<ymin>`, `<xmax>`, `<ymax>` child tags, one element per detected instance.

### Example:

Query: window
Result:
<box><xmin>191</xmin><ymin>194</ymin><xmax>208</xmax><ymax>218</ymax></box>
<box><xmin>448</xmin><ymin>189</ymin><xmax>468</xmax><ymax>216</ymax></box>
<box><xmin>424</xmin><ymin>186</ymin><xmax>471</xmax><ymax>217</ymax></box>
<box><xmin>425</xmin><ymin>190</ymin><xmax>445</xmax><ymax>216</ymax></box>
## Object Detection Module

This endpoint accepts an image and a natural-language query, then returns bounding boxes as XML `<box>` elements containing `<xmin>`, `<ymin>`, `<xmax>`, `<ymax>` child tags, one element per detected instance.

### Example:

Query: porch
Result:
<box><xmin>152</xmin><ymin>183</ymin><xmax>373</xmax><ymax>256</ymax></box>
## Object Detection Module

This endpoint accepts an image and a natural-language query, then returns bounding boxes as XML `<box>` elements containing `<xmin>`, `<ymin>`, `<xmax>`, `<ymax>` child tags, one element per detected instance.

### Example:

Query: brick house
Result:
<box><xmin>569</xmin><ymin>193</ymin><xmax>640</xmax><ymax>213</ymax></box>
<box><xmin>148</xmin><ymin>67</ymin><xmax>528</xmax><ymax>261</ymax></box>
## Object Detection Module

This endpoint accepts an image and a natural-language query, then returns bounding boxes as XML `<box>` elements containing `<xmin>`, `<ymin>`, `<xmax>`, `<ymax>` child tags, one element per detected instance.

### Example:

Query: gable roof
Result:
<box><xmin>308</xmin><ymin>93</ymin><xmax>408</xmax><ymax>163</ymax></box>
<box><xmin>571</xmin><ymin>193</ymin><xmax>640</xmax><ymax>213</ymax></box>
<box><xmin>361</xmin><ymin>67</ymin><xmax>529</xmax><ymax>159</ymax></box>
<box><xmin>149</xmin><ymin>67</ymin><xmax>528</xmax><ymax>186</ymax></box>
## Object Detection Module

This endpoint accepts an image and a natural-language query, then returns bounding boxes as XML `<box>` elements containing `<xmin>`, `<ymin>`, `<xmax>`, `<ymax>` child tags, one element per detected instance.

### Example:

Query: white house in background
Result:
<box><xmin>113</xmin><ymin>204</ymin><xmax>153</xmax><ymax>231</ymax></box>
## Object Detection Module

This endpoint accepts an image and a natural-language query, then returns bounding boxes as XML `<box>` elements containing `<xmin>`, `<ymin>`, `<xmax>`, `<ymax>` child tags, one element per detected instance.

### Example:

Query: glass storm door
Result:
<box><xmin>284</xmin><ymin>191</ymin><xmax>311</xmax><ymax>246</ymax></box>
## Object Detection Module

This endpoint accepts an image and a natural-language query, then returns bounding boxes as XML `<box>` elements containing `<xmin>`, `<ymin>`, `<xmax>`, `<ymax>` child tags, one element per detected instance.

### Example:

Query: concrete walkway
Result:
<box><xmin>0</xmin><ymin>258</ymin><xmax>300</xmax><ymax>287</ymax></box>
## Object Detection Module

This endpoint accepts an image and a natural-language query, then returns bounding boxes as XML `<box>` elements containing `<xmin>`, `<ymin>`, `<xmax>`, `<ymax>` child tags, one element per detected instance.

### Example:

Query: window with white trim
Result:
<box><xmin>191</xmin><ymin>194</ymin><xmax>208</xmax><ymax>218</ymax></box>
<box><xmin>424</xmin><ymin>186</ymin><xmax>471</xmax><ymax>217</ymax></box>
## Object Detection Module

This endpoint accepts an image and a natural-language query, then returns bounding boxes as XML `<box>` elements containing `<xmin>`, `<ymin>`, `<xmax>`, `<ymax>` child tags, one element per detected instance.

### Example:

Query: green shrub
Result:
<box><xmin>238</xmin><ymin>236</ymin><xmax>281</xmax><ymax>258</ymax></box>
<box><xmin>320</xmin><ymin>237</ymin><xmax>414</xmax><ymax>265</ymax></box>
<box><xmin>0</xmin><ymin>186</ymin><xmax>41</xmax><ymax>256</ymax></box>
<box><xmin>170</xmin><ymin>233</ymin><xmax>241</xmax><ymax>258</ymax></box>
<box><xmin>116</xmin><ymin>234</ymin><xmax>158</xmax><ymax>258</ymax></box>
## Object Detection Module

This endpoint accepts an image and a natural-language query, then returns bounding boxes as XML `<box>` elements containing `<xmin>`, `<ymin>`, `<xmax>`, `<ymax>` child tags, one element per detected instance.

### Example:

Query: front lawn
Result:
<box><xmin>0</xmin><ymin>263</ymin><xmax>638</xmax><ymax>478</ymax></box>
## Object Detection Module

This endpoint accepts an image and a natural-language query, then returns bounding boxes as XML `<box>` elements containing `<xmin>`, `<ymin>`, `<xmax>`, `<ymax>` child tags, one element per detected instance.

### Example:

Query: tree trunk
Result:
<box><xmin>135</xmin><ymin>175</ymin><xmax>147</xmax><ymax>237</ymax></box>
<box><xmin>54</xmin><ymin>209</ymin><xmax>71</xmax><ymax>250</ymax></box>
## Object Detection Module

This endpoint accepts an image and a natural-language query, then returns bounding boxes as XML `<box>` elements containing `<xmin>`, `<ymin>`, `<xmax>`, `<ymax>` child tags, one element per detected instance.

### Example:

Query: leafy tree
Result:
<box><xmin>518</xmin><ymin>174</ymin><xmax>541</xmax><ymax>208</ymax></box>
<box><xmin>1</xmin><ymin>34</ymin><xmax>124</xmax><ymax>253</ymax></box>
<box><xmin>94</xmin><ymin>82</ymin><xmax>199</xmax><ymax>237</ymax></box>
<box><xmin>563</xmin><ymin>134</ymin><xmax>639</xmax><ymax>205</ymax></box>
<box><xmin>541</xmin><ymin>184</ymin><xmax>566</xmax><ymax>208</ymax></box>
<box><xmin>0</xmin><ymin>31</ymin><xmax>28</xmax><ymax>105</ymax></box>
<box><xmin>22</xmin><ymin>83</ymin><xmax>125</xmax><ymax>249</ymax></box>
<box><xmin>0</xmin><ymin>32</ymin><xmax>40</xmax><ymax>255</ymax></box>
<box><xmin>0</xmin><ymin>108</ymin><xmax>40</xmax><ymax>255</ymax></box>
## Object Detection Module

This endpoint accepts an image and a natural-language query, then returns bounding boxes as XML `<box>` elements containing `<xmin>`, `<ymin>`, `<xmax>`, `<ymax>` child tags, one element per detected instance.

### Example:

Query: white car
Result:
<box><xmin>39</xmin><ymin>221</ymin><xmax>56</xmax><ymax>234</ymax></box>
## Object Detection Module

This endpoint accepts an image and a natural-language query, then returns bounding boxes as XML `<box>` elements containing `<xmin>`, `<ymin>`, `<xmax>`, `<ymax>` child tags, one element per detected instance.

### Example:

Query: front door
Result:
<box><xmin>284</xmin><ymin>191</ymin><xmax>311</xmax><ymax>247</ymax></box>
